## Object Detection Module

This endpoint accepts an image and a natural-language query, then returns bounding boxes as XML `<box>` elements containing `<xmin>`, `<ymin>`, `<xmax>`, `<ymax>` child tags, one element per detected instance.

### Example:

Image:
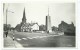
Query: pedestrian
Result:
<box><xmin>12</xmin><ymin>29</ymin><xmax>15</xmax><ymax>41</ymax></box>
<box><xmin>5</xmin><ymin>31</ymin><xmax>8</xmax><ymax>37</ymax></box>
<box><xmin>13</xmin><ymin>34</ymin><xmax>14</xmax><ymax>41</ymax></box>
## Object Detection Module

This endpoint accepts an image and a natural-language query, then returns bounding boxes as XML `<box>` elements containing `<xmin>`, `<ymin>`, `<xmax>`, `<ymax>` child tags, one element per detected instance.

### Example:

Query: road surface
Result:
<box><xmin>4</xmin><ymin>31</ymin><xmax>75</xmax><ymax>48</ymax></box>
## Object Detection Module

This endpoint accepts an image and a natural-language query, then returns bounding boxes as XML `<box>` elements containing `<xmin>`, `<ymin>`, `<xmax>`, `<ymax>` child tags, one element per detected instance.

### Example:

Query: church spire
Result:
<box><xmin>22</xmin><ymin>8</ymin><xmax>26</xmax><ymax>23</ymax></box>
<box><xmin>48</xmin><ymin>7</ymin><xmax>49</xmax><ymax>16</ymax></box>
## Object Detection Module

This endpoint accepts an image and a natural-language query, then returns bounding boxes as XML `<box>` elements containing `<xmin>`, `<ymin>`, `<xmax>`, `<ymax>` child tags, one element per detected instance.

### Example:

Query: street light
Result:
<box><xmin>5</xmin><ymin>8</ymin><xmax>14</xmax><ymax>37</ymax></box>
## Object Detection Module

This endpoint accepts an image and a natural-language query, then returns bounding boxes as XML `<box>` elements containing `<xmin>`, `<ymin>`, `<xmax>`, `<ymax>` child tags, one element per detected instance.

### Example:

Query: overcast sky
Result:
<box><xmin>3</xmin><ymin>2</ymin><xmax>75</xmax><ymax>27</ymax></box>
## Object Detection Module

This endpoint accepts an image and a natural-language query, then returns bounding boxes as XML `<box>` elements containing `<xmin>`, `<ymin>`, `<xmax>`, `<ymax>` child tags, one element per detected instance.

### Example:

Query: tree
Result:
<box><xmin>39</xmin><ymin>25</ymin><xmax>46</xmax><ymax>31</ymax></box>
<box><xmin>3</xmin><ymin>24</ymin><xmax>11</xmax><ymax>31</ymax></box>
<box><xmin>52</xmin><ymin>26</ymin><xmax>58</xmax><ymax>31</ymax></box>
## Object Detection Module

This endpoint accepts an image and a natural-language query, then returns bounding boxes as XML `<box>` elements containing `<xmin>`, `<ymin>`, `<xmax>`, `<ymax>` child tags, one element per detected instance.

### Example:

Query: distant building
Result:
<box><xmin>15</xmin><ymin>8</ymin><xmax>39</xmax><ymax>32</ymax></box>
<box><xmin>58</xmin><ymin>21</ymin><xmax>75</xmax><ymax>35</ymax></box>
<box><xmin>31</xmin><ymin>23</ymin><xmax>39</xmax><ymax>31</ymax></box>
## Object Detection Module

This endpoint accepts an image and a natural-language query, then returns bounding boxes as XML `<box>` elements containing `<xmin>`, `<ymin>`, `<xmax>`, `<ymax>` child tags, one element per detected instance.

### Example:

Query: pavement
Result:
<box><xmin>4</xmin><ymin>35</ymin><xmax>23</xmax><ymax>48</ymax></box>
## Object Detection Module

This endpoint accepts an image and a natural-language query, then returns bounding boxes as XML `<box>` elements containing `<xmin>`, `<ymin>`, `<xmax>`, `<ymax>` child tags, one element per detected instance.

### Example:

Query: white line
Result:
<box><xmin>16</xmin><ymin>38</ymin><xmax>21</xmax><ymax>41</ymax></box>
<box><xmin>38</xmin><ymin>36</ymin><xmax>46</xmax><ymax>38</ymax></box>
<box><xmin>27</xmin><ymin>36</ymin><xmax>42</xmax><ymax>39</ymax></box>
<box><xmin>22</xmin><ymin>38</ymin><xmax>27</xmax><ymax>40</ymax></box>
<box><xmin>32</xmin><ymin>37</ymin><xmax>38</xmax><ymax>39</ymax></box>
<box><xmin>27</xmin><ymin>35</ymin><xmax>59</xmax><ymax>40</ymax></box>
<box><xmin>42</xmin><ymin>36</ymin><xmax>47</xmax><ymax>38</ymax></box>
<box><xmin>29</xmin><ymin>38</ymin><xmax>33</xmax><ymax>39</ymax></box>
<box><xmin>54</xmin><ymin>35</ymin><xmax>59</xmax><ymax>36</ymax></box>
<box><xmin>27</xmin><ymin>37</ymin><xmax>34</xmax><ymax>39</ymax></box>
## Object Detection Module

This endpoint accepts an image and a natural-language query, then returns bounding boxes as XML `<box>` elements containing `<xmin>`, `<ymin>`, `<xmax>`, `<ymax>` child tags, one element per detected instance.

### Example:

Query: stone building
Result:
<box><xmin>58</xmin><ymin>21</ymin><xmax>75</xmax><ymax>35</ymax></box>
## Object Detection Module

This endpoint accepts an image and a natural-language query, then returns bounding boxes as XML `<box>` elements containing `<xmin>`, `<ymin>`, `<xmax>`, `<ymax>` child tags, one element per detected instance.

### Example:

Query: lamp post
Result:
<box><xmin>5</xmin><ymin>8</ymin><xmax>14</xmax><ymax>37</ymax></box>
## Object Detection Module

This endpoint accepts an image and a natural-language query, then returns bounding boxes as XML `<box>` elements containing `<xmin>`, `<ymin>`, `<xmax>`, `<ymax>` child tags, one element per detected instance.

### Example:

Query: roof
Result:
<box><xmin>21</xmin><ymin>23</ymin><xmax>39</xmax><ymax>27</ymax></box>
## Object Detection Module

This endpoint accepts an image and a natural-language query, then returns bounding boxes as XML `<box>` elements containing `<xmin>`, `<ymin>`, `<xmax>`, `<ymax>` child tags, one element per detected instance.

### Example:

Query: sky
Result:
<box><xmin>3</xmin><ymin>2</ymin><xmax>75</xmax><ymax>27</ymax></box>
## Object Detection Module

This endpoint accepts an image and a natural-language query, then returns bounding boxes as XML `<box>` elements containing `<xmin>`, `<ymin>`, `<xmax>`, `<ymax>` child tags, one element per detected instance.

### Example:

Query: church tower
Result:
<box><xmin>22</xmin><ymin>8</ymin><xmax>26</xmax><ymax>24</ymax></box>
<box><xmin>46</xmin><ymin>7</ymin><xmax>52</xmax><ymax>33</ymax></box>
<box><xmin>20</xmin><ymin>8</ymin><xmax>27</xmax><ymax>32</ymax></box>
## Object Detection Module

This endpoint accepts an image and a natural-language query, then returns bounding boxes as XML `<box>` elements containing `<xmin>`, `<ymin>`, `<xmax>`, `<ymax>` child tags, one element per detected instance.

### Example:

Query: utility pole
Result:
<box><xmin>5</xmin><ymin>4</ymin><xmax>14</xmax><ymax>37</ymax></box>
<box><xmin>6</xmin><ymin>8</ymin><xmax>7</xmax><ymax>29</ymax></box>
<box><xmin>5</xmin><ymin>8</ymin><xmax>8</xmax><ymax>37</ymax></box>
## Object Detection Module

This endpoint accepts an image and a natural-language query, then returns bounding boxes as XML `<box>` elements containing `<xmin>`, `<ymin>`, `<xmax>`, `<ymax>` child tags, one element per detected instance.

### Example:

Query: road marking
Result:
<box><xmin>27</xmin><ymin>37</ymin><xmax>34</xmax><ymax>39</ymax></box>
<box><xmin>37</xmin><ymin>36</ymin><xmax>47</xmax><ymax>38</ymax></box>
<box><xmin>33</xmin><ymin>37</ymin><xmax>39</xmax><ymax>39</ymax></box>
<box><xmin>29</xmin><ymin>38</ymin><xmax>33</xmax><ymax>39</ymax></box>
<box><xmin>39</xmin><ymin>36</ymin><xmax>43</xmax><ymax>38</ymax></box>
<box><xmin>43</xmin><ymin>36</ymin><xmax>47</xmax><ymax>37</ymax></box>
<box><xmin>22</xmin><ymin>38</ymin><xmax>27</xmax><ymax>40</ymax></box>
<box><xmin>54</xmin><ymin>35</ymin><xmax>59</xmax><ymax>36</ymax></box>
<box><xmin>27</xmin><ymin>36</ymin><xmax>44</xmax><ymax>39</ymax></box>
<box><xmin>26</xmin><ymin>35</ymin><xmax>60</xmax><ymax>40</ymax></box>
<box><xmin>16</xmin><ymin>38</ymin><xmax>21</xmax><ymax>41</ymax></box>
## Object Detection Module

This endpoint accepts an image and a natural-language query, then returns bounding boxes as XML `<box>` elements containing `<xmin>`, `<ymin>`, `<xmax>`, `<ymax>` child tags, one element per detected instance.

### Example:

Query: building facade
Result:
<box><xmin>15</xmin><ymin>8</ymin><xmax>39</xmax><ymax>32</ymax></box>
<box><xmin>58</xmin><ymin>21</ymin><xmax>75</xmax><ymax>35</ymax></box>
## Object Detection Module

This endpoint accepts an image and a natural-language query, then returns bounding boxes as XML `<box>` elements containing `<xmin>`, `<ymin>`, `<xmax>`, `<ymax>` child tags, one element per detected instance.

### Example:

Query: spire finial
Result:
<box><xmin>48</xmin><ymin>6</ymin><xmax>49</xmax><ymax>16</ymax></box>
<box><xmin>22</xmin><ymin>7</ymin><xmax>26</xmax><ymax>23</ymax></box>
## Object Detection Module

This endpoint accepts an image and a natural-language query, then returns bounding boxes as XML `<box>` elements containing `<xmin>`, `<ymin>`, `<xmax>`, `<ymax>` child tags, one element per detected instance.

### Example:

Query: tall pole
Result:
<box><xmin>3</xmin><ymin>3</ymin><xmax>5</xmax><ymax>13</ymax></box>
<box><xmin>5</xmin><ymin>7</ymin><xmax>8</xmax><ymax>37</ymax></box>
<box><xmin>6</xmin><ymin>3</ymin><xmax>9</xmax><ymax>31</ymax></box>
<box><xmin>6</xmin><ymin>8</ymin><xmax>8</xmax><ymax>31</ymax></box>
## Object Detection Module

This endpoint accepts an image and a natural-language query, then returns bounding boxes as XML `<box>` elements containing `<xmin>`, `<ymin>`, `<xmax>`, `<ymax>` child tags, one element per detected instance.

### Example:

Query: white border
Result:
<box><xmin>0</xmin><ymin>0</ymin><xmax>79</xmax><ymax>50</ymax></box>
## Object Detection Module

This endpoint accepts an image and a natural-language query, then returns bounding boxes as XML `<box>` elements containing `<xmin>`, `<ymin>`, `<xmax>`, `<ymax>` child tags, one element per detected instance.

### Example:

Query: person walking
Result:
<box><xmin>5</xmin><ymin>30</ymin><xmax>8</xmax><ymax>37</ymax></box>
<box><xmin>12</xmin><ymin>29</ymin><xmax>15</xmax><ymax>41</ymax></box>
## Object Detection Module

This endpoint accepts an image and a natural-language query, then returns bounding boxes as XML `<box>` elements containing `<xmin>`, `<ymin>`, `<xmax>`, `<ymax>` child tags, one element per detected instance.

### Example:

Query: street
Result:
<box><xmin>4</xmin><ymin>31</ymin><xmax>75</xmax><ymax>48</ymax></box>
